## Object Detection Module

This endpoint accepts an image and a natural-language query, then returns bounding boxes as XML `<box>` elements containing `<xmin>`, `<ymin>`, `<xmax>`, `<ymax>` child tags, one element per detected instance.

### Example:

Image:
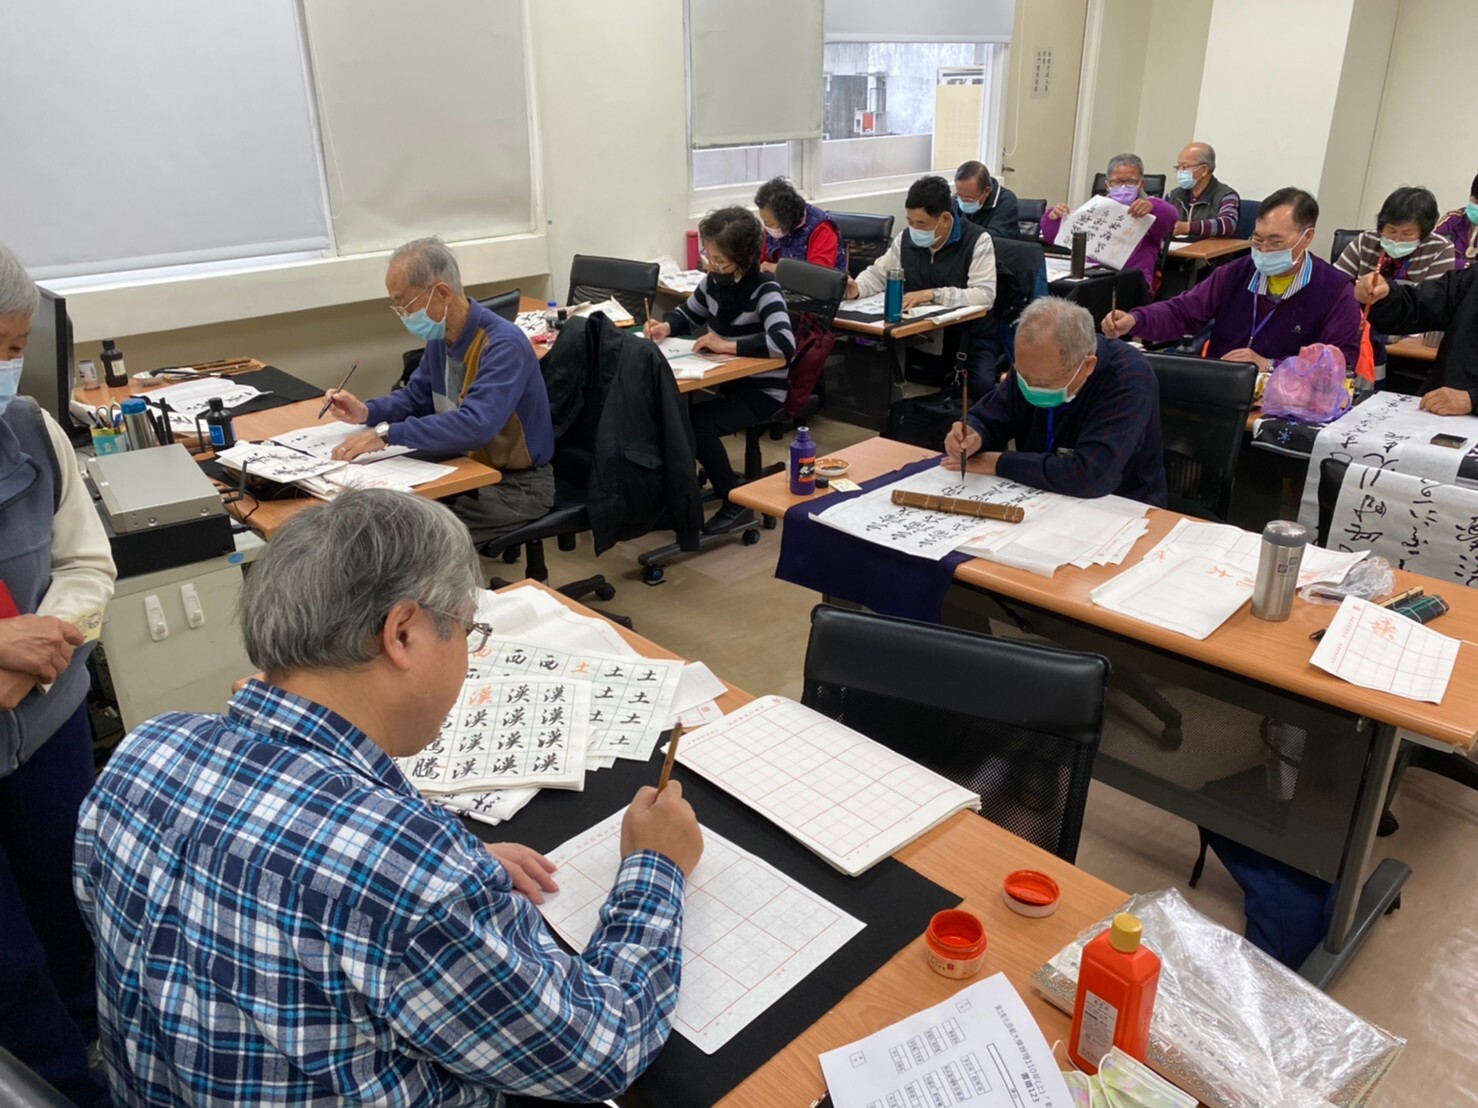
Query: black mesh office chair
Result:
<box><xmin>399</xmin><ymin>290</ymin><xmax>521</xmax><ymax>388</ymax></box>
<box><xmin>801</xmin><ymin>606</ymin><xmax>1110</xmax><ymax>862</ymax></box>
<box><xmin>1329</xmin><ymin>229</ymin><xmax>1363</xmax><ymax>265</ymax></box>
<box><xmin>831</xmin><ymin>212</ymin><xmax>895</xmax><ymax>277</ymax></box>
<box><xmin>1091</xmin><ymin>173</ymin><xmax>1166</xmax><ymax>198</ymax></box>
<box><xmin>0</xmin><ymin>1048</ymin><xmax>77</xmax><ymax>1108</ymax></box>
<box><xmin>567</xmin><ymin>255</ymin><xmax>660</xmax><ymax>324</ymax></box>
<box><xmin>1146</xmin><ymin>352</ymin><xmax>1258</xmax><ymax>521</ymax></box>
<box><xmin>1016</xmin><ymin>198</ymin><xmax>1047</xmax><ymax>239</ymax></box>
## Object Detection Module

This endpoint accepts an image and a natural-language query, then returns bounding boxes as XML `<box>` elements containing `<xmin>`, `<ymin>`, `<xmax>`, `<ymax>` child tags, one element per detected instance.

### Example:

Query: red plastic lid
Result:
<box><xmin>1002</xmin><ymin>870</ymin><xmax>1061</xmax><ymax>917</ymax></box>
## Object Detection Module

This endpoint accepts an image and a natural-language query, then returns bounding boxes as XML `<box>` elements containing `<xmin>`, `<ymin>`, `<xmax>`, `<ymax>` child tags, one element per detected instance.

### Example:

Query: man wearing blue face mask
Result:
<box><xmin>1102</xmin><ymin>188</ymin><xmax>1362</xmax><ymax>372</ymax></box>
<box><xmin>324</xmin><ymin>237</ymin><xmax>555</xmax><ymax>545</ymax></box>
<box><xmin>1167</xmin><ymin>142</ymin><xmax>1240</xmax><ymax>240</ymax></box>
<box><xmin>942</xmin><ymin>297</ymin><xmax>1166</xmax><ymax>506</ymax></box>
<box><xmin>953</xmin><ymin>161</ymin><xmax>1020</xmax><ymax>240</ymax></box>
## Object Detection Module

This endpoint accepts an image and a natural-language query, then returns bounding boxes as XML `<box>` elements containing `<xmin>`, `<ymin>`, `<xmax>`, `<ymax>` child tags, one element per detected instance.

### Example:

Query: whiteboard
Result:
<box><xmin>2</xmin><ymin>0</ymin><xmax>332</xmax><ymax>280</ymax></box>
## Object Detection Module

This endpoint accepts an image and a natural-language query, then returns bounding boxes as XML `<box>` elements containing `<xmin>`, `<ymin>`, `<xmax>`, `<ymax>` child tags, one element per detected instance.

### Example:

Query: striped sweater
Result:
<box><xmin>664</xmin><ymin>270</ymin><xmax>796</xmax><ymax>396</ymax></box>
<box><xmin>1334</xmin><ymin>230</ymin><xmax>1455</xmax><ymax>286</ymax></box>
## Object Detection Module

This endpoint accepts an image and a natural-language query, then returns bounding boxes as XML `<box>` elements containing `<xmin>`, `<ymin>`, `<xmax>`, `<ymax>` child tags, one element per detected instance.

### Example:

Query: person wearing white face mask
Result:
<box><xmin>845</xmin><ymin>175</ymin><xmax>998</xmax><ymax>394</ymax></box>
<box><xmin>323</xmin><ymin>236</ymin><xmax>555</xmax><ymax>546</ymax></box>
<box><xmin>1101</xmin><ymin>188</ymin><xmax>1363</xmax><ymax>372</ymax></box>
<box><xmin>1167</xmin><ymin>142</ymin><xmax>1240</xmax><ymax>240</ymax></box>
<box><xmin>941</xmin><ymin>297</ymin><xmax>1166</xmax><ymax>505</ymax></box>
<box><xmin>0</xmin><ymin>241</ymin><xmax>116</xmax><ymax>1107</ymax></box>
<box><xmin>1041</xmin><ymin>154</ymin><xmax>1178</xmax><ymax>295</ymax></box>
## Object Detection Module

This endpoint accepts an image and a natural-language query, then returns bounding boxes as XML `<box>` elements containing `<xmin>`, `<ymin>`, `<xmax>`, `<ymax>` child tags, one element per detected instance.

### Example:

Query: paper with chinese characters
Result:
<box><xmin>1090</xmin><ymin>552</ymin><xmax>1255</xmax><ymax>639</ymax></box>
<box><xmin>1311</xmin><ymin>595</ymin><xmax>1459</xmax><ymax>703</ymax></box>
<box><xmin>467</xmin><ymin>638</ymin><xmax>685</xmax><ymax>762</ymax></box>
<box><xmin>1325</xmin><ymin>460</ymin><xmax>1478</xmax><ymax>586</ymax></box>
<box><xmin>398</xmin><ymin>678</ymin><xmax>590</xmax><ymax>792</ymax></box>
<box><xmin>1297</xmin><ymin>393</ymin><xmax>1478</xmax><ymax>528</ymax></box>
<box><xmin>819</xmin><ymin>972</ymin><xmax>1074</xmax><ymax>1108</ymax></box>
<box><xmin>1051</xmin><ymin>195</ymin><xmax>1154</xmax><ymax>271</ymax></box>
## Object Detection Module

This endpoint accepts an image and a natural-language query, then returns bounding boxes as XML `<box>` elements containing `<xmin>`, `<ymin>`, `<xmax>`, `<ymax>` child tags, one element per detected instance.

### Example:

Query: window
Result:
<box><xmin>691</xmin><ymin>143</ymin><xmax>795</xmax><ymax>192</ymax></box>
<box><xmin>820</xmin><ymin>42</ymin><xmax>1003</xmax><ymax>187</ymax></box>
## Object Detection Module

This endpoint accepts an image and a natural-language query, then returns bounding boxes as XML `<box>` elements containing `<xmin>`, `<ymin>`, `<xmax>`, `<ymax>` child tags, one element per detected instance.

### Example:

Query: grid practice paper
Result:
<box><xmin>1310</xmin><ymin>595</ymin><xmax>1460</xmax><ymax>703</ymax></box>
<box><xmin>675</xmin><ymin>696</ymin><xmax>980</xmax><ymax>876</ymax></box>
<box><xmin>271</xmin><ymin>420</ymin><xmax>412</xmax><ymax>464</ymax></box>
<box><xmin>539</xmin><ymin>808</ymin><xmax>863</xmax><ymax>1054</ymax></box>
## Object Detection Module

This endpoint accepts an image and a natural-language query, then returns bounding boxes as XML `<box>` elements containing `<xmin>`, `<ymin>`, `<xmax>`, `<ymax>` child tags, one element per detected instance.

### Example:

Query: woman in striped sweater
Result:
<box><xmin>646</xmin><ymin>206</ymin><xmax>796</xmax><ymax>534</ymax></box>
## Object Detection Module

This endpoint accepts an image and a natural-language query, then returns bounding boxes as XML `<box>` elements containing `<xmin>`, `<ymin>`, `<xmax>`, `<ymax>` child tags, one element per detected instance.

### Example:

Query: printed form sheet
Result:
<box><xmin>676</xmin><ymin>696</ymin><xmax>980</xmax><ymax>876</ymax></box>
<box><xmin>539</xmin><ymin>809</ymin><xmax>863</xmax><ymax>1054</ymax></box>
<box><xmin>820</xmin><ymin>972</ymin><xmax>1074</xmax><ymax>1108</ymax></box>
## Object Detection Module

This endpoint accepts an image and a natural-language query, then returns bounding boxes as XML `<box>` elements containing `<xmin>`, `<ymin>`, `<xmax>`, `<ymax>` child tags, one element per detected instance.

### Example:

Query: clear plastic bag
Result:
<box><xmin>1260</xmin><ymin>343</ymin><xmax>1352</xmax><ymax>423</ymax></box>
<box><xmin>1032</xmin><ymin>888</ymin><xmax>1404</xmax><ymax>1107</ymax></box>
<box><xmin>1299</xmin><ymin>556</ymin><xmax>1395</xmax><ymax>605</ymax></box>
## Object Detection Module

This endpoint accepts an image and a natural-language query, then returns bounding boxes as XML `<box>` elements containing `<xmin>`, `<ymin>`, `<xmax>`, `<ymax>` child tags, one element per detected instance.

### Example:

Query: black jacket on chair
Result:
<box><xmin>542</xmin><ymin>314</ymin><xmax>703</xmax><ymax>554</ymax></box>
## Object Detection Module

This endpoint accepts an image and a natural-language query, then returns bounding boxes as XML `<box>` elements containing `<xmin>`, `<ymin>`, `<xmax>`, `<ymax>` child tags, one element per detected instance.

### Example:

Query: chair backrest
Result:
<box><xmin>1091</xmin><ymin>173</ymin><xmax>1166</xmax><ymax>198</ymax></box>
<box><xmin>989</xmin><ymin>236</ymin><xmax>1045</xmax><ymax>328</ymax></box>
<box><xmin>1236</xmin><ymin>197</ymin><xmax>1260</xmax><ymax>240</ymax></box>
<box><xmin>1329</xmin><ymin>228</ymin><xmax>1363</xmax><ymax>265</ymax></box>
<box><xmin>1016</xmin><ymin>197</ymin><xmax>1047</xmax><ymax>238</ymax></box>
<box><xmin>478</xmin><ymin>288</ymin><xmax>521</xmax><ymax>322</ymax></box>
<box><xmin>775</xmin><ymin>257</ymin><xmax>847</xmax><ymax>325</ymax></box>
<box><xmin>801</xmin><ymin>605</ymin><xmax>1110</xmax><ymax>862</ymax></box>
<box><xmin>831</xmin><ymin>211</ymin><xmax>896</xmax><ymax>277</ymax></box>
<box><xmin>567</xmin><ymin>255</ymin><xmax>660</xmax><ymax>324</ymax></box>
<box><xmin>1144</xmin><ymin>352</ymin><xmax>1258</xmax><ymax>521</ymax></box>
<box><xmin>0</xmin><ymin>1048</ymin><xmax>78</xmax><ymax>1108</ymax></box>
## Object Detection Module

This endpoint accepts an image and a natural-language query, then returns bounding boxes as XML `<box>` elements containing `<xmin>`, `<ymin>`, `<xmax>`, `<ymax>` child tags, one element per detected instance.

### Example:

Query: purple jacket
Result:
<box><xmin>1040</xmin><ymin>196</ymin><xmax>1177</xmax><ymax>293</ymax></box>
<box><xmin>1127</xmin><ymin>254</ymin><xmax>1362</xmax><ymax>369</ymax></box>
<box><xmin>1436</xmin><ymin>210</ymin><xmax>1475</xmax><ymax>272</ymax></box>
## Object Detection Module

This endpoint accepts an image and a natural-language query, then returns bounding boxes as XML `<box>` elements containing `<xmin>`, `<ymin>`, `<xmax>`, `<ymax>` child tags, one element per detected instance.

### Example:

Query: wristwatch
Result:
<box><xmin>374</xmin><ymin>421</ymin><xmax>391</xmax><ymax>443</ymax></box>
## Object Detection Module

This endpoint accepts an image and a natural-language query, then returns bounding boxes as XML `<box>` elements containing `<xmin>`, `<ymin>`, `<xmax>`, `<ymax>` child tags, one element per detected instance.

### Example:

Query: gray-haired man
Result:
<box><xmin>325</xmin><ymin>237</ymin><xmax>556</xmax><ymax>546</ymax></box>
<box><xmin>75</xmin><ymin>489</ymin><xmax>702</xmax><ymax>1104</ymax></box>
<box><xmin>943</xmin><ymin>297</ymin><xmax>1167</xmax><ymax>506</ymax></box>
<box><xmin>1039</xmin><ymin>153</ymin><xmax>1178</xmax><ymax>294</ymax></box>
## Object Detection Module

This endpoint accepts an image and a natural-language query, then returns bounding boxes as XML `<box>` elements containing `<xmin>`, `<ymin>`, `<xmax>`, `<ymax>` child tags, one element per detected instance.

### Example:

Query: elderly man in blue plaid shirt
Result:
<box><xmin>74</xmin><ymin>489</ymin><xmax>703</xmax><ymax>1105</ymax></box>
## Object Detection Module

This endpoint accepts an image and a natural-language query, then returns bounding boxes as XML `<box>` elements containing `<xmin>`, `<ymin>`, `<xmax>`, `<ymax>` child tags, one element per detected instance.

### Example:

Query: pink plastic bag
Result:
<box><xmin>1259</xmin><ymin>343</ymin><xmax>1351</xmax><ymax>423</ymax></box>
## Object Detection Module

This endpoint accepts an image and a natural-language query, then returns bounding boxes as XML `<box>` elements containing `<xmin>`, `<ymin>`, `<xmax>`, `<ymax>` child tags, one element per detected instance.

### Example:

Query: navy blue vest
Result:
<box><xmin>0</xmin><ymin>399</ymin><xmax>91</xmax><ymax>776</ymax></box>
<box><xmin>764</xmin><ymin>204</ymin><xmax>847</xmax><ymax>273</ymax></box>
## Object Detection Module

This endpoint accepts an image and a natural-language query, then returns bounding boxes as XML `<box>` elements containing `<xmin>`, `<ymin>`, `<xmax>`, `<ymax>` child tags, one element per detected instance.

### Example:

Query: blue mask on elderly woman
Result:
<box><xmin>0</xmin><ymin>358</ymin><xmax>22</xmax><ymax>415</ymax></box>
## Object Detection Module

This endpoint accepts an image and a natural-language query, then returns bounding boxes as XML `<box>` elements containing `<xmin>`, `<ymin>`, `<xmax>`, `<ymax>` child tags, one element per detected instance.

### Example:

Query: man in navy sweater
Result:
<box><xmin>325</xmin><ymin>238</ymin><xmax>555</xmax><ymax>545</ymax></box>
<box><xmin>944</xmin><ymin>296</ymin><xmax>1167</xmax><ymax>506</ymax></box>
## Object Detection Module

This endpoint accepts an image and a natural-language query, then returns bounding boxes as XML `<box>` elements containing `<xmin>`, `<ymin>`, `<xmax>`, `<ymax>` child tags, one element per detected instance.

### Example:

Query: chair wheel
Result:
<box><xmin>595</xmin><ymin>584</ymin><xmax>616</xmax><ymax>601</ymax></box>
<box><xmin>642</xmin><ymin>566</ymin><xmax>665</xmax><ymax>585</ymax></box>
<box><xmin>1157</xmin><ymin>726</ymin><xmax>1183</xmax><ymax>749</ymax></box>
<box><xmin>501</xmin><ymin>548</ymin><xmax>520</xmax><ymax>564</ymax></box>
<box><xmin>1377</xmin><ymin>810</ymin><xmax>1399</xmax><ymax>837</ymax></box>
<box><xmin>762</xmin><ymin>515</ymin><xmax>777</xmax><ymax>530</ymax></box>
<box><xmin>1386</xmin><ymin>893</ymin><xmax>1402</xmax><ymax>915</ymax></box>
<box><xmin>742</xmin><ymin>528</ymin><xmax>761</xmax><ymax>546</ymax></box>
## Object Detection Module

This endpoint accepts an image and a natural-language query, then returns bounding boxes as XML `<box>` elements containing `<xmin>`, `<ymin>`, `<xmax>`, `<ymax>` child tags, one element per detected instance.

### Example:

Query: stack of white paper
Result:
<box><xmin>960</xmin><ymin>494</ymin><xmax>1150</xmax><ymax>576</ymax></box>
<box><xmin>1090</xmin><ymin>551</ymin><xmax>1255</xmax><ymax>639</ymax></box>
<box><xmin>214</xmin><ymin>442</ymin><xmax>344</xmax><ymax>484</ymax></box>
<box><xmin>1140</xmin><ymin>519</ymin><xmax>1369</xmax><ymax>589</ymax></box>
<box><xmin>650</xmin><ymin>335</ymin><xmax>736</xmax><ymax>379</ymax></box>
<box><xmin>1311</xmin><ymin>595</ymin><xmax>1459</xmax><ymax>703</ymax></box>
<box><xmin>271</xmin><ymin>421</ymin><xmax>412</xmax><ymax>465</ymax></box>
<box><xmin>140</xmin><ymin>377</ymin><xmax>264</xmax><ymax>432</ymax></box>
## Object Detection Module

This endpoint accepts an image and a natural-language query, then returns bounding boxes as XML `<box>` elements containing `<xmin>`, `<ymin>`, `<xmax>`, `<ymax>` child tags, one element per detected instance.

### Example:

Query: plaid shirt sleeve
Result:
<box><xmin>387</xmin><ymin>850</ymin><xmax>685</xmax><ymax>1103</ymax></box>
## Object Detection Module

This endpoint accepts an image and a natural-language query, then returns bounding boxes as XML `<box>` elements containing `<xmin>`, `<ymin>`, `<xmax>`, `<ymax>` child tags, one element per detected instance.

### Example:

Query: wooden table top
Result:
<box><xmin>1166</xmin><ymin>237</ymin><xmax>1251</xmax><ymax>262</ymax></box>
<box><xmin>505</xmin><ymin>580</ymin><xmax>1130</xmax><ymax>1107</ymax></box>
<box><xmin>1386</xmin><ymin>336</ymin><xmax>1439</xmax><ymax>363</ymax></box>
<box><xmin>728</xmin><ymin>437</ymin><xmax>1478</xmax><ymax>750</ymax></box>
<box><xmin>833</xmin><ymin>302</ymin><xmax>991</xmax><ymax>339</ymax></box>
<box><xmin>76</xmin><ymin>372</ymin><xmax>500</xmax><ymax>542</ymax></box>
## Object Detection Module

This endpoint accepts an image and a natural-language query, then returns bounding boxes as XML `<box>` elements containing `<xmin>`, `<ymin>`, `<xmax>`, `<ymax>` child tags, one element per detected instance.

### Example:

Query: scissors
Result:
<box><xmin>92</xmin><ymin>404</ymin><xmax>121</xmax><ymax>430</ymax></box>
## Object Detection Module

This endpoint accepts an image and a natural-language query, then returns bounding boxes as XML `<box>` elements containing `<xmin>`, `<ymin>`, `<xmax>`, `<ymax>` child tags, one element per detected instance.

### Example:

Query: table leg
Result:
<box><xmin>1299</xmin><ymin>720</ymin><xmax>1410</xmax><ymax>989</ymax></box>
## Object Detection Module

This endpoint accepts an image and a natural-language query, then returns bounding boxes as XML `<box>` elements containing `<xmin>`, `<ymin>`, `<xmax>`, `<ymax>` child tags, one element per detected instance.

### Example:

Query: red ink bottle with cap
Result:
<box><xmin>1068</xmin><ymin>912</ymin><xmax>1160</xmax><ymax>1074</ymax></box>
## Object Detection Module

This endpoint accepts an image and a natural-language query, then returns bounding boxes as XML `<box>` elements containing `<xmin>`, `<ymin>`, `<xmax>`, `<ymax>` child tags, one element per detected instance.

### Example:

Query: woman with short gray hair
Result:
<box><xmin>1039</xmin><ymin>151</ymin><xmax>1179</xmax><ymax>294</ymax></box>
<box><xmin>0</xmin><ymin>239</ymin><xmax>116</xmax><ymax>1106</ymax></box>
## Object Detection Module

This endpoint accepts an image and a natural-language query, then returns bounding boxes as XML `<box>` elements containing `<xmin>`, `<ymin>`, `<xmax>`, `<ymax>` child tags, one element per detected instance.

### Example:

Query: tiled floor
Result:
<box><xmin>500</xmin><ymin>412</ymin><xmax>1478</xmax><ymax>1106</ymax></box>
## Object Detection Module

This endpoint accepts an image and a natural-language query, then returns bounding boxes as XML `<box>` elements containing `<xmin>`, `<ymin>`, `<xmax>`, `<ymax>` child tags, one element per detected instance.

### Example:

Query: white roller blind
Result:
<box><xmin>688</xmin><ymin>0</ymin><xmax>823</xmax><ymax>148</ymax></box>
<box><xmin>824</xmin><ymin>0</ymin><xmax>1015</xmax><ymax>43</ymax></box>
<box><xmin>1</xmin><ymin>0</ymin><xmax>331</xmax><ymax>280</ymax></box>
<box><xmin>302</xmin><ymin>0</ymin><xmax>535</xmax><ymax>255</ymax></box>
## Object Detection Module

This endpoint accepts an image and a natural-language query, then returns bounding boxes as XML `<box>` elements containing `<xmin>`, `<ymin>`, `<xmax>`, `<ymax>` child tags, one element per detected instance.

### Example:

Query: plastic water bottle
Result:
<box><xmin>885</xmin><ymin>268</ymin><xmax>905</xmax><ymax>324</ymax></box>
<box><xmin>543</xmin><ymin>301</ymin><xmax>560</xmax><ymax>332</ymax></box>
<box><xmin>790</xmin><ymin>426</ymin><xmax>817</xmax><ymax>496</ymax></box>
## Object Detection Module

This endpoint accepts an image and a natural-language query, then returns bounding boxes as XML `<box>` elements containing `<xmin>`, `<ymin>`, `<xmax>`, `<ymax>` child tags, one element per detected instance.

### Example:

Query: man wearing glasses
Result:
<box><xmin>323</xmin><ymin>237</ymin><xmax>555</xmax><ymax>545</ymax></box>
<box><xmin>75</xmin><ymin>490</ymin><xmax>703</xmax><ymax>1104</ymax></box>
<box><xmin>1167</xmin><ymin>142</ymin><xmax>1241</xmax><ymax>240</ymax></box>
<box><xmin>1101</xmin><ymin>188</ymin><xmax>1362</xmax><ymax>372</ymax></box>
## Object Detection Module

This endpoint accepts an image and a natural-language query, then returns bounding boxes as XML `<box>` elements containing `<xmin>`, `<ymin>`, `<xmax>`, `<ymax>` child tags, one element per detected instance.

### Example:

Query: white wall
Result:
<box><xmin>1194</xmin><ymin>0</ymin><xmax>1355</xmax><ymax>201</ymax></box>
<box><xmin>1132</xmin><ymin>0</ymin><xmax>1213</xmax><ymax>181</ymax></box>
<box><xmin>1001</xmin><ymin>0</ymin><xmax>1090</xmax><ymax>202</ymax></box>
<box><xmin>1363</xmin><ymin>0</ymin><xmax>1478</xmax><ymax>229</ymax></box>
<box><xmin>1075</xmin><ymin>0</ymin><xmax>1151</xmax><ymax>203</ymax></box>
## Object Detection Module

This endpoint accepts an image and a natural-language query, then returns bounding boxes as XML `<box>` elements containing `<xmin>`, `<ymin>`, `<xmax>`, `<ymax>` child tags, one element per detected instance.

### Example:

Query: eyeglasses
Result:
<box><xmin>1173</xmin><ymin>162</ymin><xmax>1207</xmax><ymax>171</ymax></box>
<box><xmin>421</xmin><ymin>605</ymin><xmax>494</xmax><ymax>653</ymax></box>
<box><xmin>389</xmin><ymin>286</ymin><xmax>433</xmax><ymax>320</ymax></box>
<box><xmin>1106</xmin><ymin>178</ymin><xmax>1142</xmax><ymax>189</ymax></box>
<box><xmin>1250</xmin><ymin>231</ymin><xmax>1308</xmax><ymax>251</ymax></box>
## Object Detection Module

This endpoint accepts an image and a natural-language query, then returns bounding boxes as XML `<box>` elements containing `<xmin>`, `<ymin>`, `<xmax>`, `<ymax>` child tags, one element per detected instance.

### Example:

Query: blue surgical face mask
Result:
<box><xmin>957</xmin><ymin>197</ymin><xmax>982</xmax><ymax>214</ymax></box>
<box><xmin>1108</xmin><ymin>184</ymin><xmax>1140</xmax><ymax>205</ymax></box>
<box><xmin>399</xmin><ymin>286</ymin><xmax>449</xmax><ymax>341</ymax></box>
<box><xmin>0</xmin><ymin>358</ymin><xmax>22</xmax><ymax>416</ymax></box>
<box><xmin>909</xmin><ymin>224</ymin><xmax>939</xmax><ymax>247</ymax></box>
<box><xmin>1016</xmin><ymin>359</ymin><xmax>1087</xmax><ymax>409</ymax></box>
<box><xmin>1380</xmin><ymin>236</ymin><xmax>1420</xmax><ymax>259</ymax></box>
<box><xmin>1176</xmin><ymin>168</ymin><xmax>1198</xmax><ymax>190</ymax></box>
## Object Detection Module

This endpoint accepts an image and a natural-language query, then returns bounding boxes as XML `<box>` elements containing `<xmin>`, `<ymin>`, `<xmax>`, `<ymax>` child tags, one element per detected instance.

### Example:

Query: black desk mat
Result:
<box><xmin>228</xmin><ymin>365</ymin><xmax>324</xmax><ymax>416</ymax></box>
<box><xmin>469</xmin><ymin>743</ymin><xmax>961</xmax><ymax>1107</ymax></box>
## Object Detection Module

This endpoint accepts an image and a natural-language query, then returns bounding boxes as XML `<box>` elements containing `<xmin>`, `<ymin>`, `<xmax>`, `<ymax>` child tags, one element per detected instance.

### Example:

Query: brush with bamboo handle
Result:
<box><xmin>890</xmin><ymin>490</ymin><xmax>1025</xmax><ymax>522</ymax></box>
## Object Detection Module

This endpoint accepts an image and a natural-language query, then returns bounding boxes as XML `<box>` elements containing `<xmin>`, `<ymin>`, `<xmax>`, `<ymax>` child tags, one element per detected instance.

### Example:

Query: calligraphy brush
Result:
<box><xmin>318</xmin><ymin>360</ymin><xmax>359</xmax><ymax>421</ymax></box>
<box><xmin>658</xmin><ymin>723</ymin><xmax>684</xmax><ymax>791</ymax></box>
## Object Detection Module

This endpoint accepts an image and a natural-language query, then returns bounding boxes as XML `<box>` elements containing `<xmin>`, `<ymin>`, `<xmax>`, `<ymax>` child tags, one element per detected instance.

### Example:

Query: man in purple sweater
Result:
<box><xmin>1102</xmin><ymin>188</ymin><xmax>1362</xmax><ymax>372</ymax></box>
